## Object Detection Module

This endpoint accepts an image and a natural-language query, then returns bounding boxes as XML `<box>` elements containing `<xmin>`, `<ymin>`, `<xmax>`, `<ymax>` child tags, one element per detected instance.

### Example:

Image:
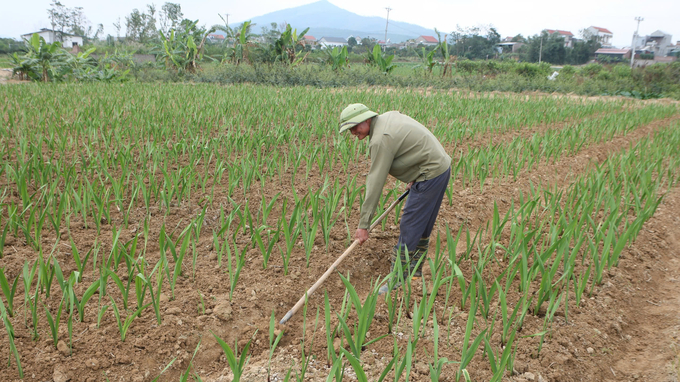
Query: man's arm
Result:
<box><xmin>356</xmin><ymin>139</ymin><xmax>394</xmax><ymax>243</ymax></box>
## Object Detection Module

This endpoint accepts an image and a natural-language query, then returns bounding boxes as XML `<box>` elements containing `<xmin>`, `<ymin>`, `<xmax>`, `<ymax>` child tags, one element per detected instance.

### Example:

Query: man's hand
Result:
<box><xmin>355</xmin><ymin>228</ymin><xmax>369</xmax><ymax>245</ymax></box>
<box><xmin>407</xmin><ymin>181</ymin><xmax>415</xmax><ymax>189</ymax></box>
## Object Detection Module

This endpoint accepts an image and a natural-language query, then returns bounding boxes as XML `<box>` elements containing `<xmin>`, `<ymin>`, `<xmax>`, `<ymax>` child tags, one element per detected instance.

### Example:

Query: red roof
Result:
<box><xmin>595</xmin><ymin>48</ymin><xmax>630</xmax><ymax>54</ymax></box>
<box><xmin>208</xmin><ymin>34</ymin><xmax>225</xmax><ymax>40</ymax></box>
<box><xmin>304</xmin><ymin>35</ymin><xmax>316</xmax><ymax>40</ymax></box>
<box><xmin>591</xmin><ymin>26</ymin><xmax>613</xmax><ymax>34</ymax></box>
<box><xmin>419</xmin><ymin>35</ymin><xmax>438</xmax><ymax>43</ymax></box>
<box><xmin>546</xmin><ymin>29</ymin><xmax>574</xmax><ymax>36</ymax></box>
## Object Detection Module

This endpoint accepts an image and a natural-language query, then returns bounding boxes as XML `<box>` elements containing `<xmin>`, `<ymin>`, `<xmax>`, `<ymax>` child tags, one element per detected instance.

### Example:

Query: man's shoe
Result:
<box><xmin>378</xmin><ymin>276</ymin><xmax>421</xmax><ymax>295</ymax></box>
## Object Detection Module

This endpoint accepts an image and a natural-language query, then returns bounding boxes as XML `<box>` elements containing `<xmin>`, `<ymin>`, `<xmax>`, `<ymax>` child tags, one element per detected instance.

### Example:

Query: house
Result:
<box><xmin>496</xmin><ymin>41</ymin><xmax>524</xmax><ymax>53</ymax></box>
<box><xmin>347</xmin><ymin>35</ymin><xmax>362</xmax><ymax>45</ymax></box>
<box><xmin>642</xmin><ymin>30</ymin><xmax>674</xmax><ymax>56</ymax></box>
<box><xmin>595</xmin><ymin>48</ymin><xmax>631</xmax><ymax>61</ymax></box>
<box><xmin>632</xmin><ymin>34</ymin><xmax>646</xmax><ymax>51</ymax></box>
<box><xmin>302</xmin><ymin>35</ymin><xmax>318</xmax><ymax>47</ymax></box>
<box><xmin>21</xmin><ymin>28</ymin><xmax>83</xmax><ymax>48</ymax></box>
<box><xmin>415</xmin><ymin>35</ymin><xmax>438</xmax><ymax>46</ymax></box>
<box><xmin>545</xmin><ymin>29</ymin><xmax>574</xmax><ymax>48</ymax></box>
<box><xmin>586</xmin><ymin>26</ymin><xmax>613</xmax><ymax>47</ymax></box>
<box><xmin>318</xmin><ymin>36</ymin><xmax>347</xmax><ymax>48</ymax></box>
<box><xmin>206</xmin><ymin>34</ymin><xmax>225</xmax><ymax>43</ymax></box>
<box><xmin>671</xmin><ymin>42</ymin><xmax>680</xmax><ymax>57</ymax></box>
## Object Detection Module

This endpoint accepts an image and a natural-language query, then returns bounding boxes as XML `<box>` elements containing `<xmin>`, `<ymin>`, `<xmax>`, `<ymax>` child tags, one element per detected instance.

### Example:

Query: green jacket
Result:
<box><xmin>359</xmin><ymin>111</ymin><xmax>451</xmax><ymax>229</ymax></box>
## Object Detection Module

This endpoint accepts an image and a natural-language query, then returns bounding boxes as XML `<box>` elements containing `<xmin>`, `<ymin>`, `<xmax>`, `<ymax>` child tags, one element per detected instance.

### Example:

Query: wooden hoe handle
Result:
<box><xmin>280</xmin><ymin>189</ymin><xmax>409</xmax><ymax>324</ymax></box>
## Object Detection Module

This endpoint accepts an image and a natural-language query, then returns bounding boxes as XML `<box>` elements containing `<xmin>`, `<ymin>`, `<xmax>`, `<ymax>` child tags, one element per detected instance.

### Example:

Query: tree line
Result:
<box><xmin>3</xmin><ymin>0</ymin><xmax>606</xmax><ymax>74</ymax></box>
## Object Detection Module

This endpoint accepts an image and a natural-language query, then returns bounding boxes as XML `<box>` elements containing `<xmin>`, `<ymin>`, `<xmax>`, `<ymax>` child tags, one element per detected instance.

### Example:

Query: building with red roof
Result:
<box><xmin>302</xmin><ymin>35</ymin><xmax>318</xmax><ymax>47</ymax></box>
<box><xmin>545</xmin><ymin>29</ymin><xmax>574</xmax><ymax>48</ymax></box>
<box><xmin>415</xmin><ymin>35</ymin><xmax>438</xmax><ymax>46</ymax></box>
<box><xmin>595</xmin><ymin>48</ymin><xmax>631</xmax><ymax>60</ymax></box>
<box><xmin>586</xmin><ymin>26</ymin><xmax>613</xmax><ymax>47</ymax></box>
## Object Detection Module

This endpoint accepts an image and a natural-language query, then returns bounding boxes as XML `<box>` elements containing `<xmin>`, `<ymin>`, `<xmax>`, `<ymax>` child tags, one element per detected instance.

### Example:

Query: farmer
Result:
<box><xmin>339</xmin><ymin>103</ymin><xmax>451</xmax><ymax>293</ymax></box>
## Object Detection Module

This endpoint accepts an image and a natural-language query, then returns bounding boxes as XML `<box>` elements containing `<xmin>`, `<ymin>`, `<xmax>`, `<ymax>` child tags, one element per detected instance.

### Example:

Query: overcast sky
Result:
<box><xmin>2</xmin><ymin>0</ymin><xmax>678</xmax><ymax>48</ymax></box>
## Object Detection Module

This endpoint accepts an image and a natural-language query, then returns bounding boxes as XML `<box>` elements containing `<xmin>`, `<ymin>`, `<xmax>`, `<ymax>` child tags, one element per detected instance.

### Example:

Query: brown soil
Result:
<box><xmin>0</xmin><ymin>94</ymin><xmax>679</xmax><ymax>382</ymax></box>
<box><xmin>605</xmin><ymin>185</ymin><xmax>680</xmax><ymax>381</ymax></box>
<box><xmin>0</xmin><ymin>69</ymin><xmax>26</xmax><ymax>84</ymax></box>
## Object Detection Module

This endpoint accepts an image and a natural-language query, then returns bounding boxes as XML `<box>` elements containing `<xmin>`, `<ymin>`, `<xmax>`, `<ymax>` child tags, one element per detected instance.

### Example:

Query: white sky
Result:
<box><xmin>1</xmin><ymin>0</ymin><xmax>678</xmax><ymax>48</ymax></box>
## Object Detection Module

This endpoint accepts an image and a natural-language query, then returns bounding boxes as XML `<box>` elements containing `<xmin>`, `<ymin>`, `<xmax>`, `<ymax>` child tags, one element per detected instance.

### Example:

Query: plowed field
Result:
<box><xmin>1</xmin><ymin>84</ymin><xmax>679</xmax><ymax>382</ymax></box>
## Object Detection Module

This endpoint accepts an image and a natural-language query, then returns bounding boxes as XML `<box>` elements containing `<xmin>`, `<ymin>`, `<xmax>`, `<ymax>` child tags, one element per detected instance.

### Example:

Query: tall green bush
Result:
<box><xmin>580</xmin><ymin>63</ymin><xmax>603</xmax><ymax>77</ymax></box>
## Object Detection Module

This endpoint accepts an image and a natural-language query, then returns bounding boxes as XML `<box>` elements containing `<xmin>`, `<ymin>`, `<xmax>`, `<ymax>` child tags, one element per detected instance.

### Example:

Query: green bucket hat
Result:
<box><xmin>338</xmin><ymin>103</ymin><xmax>378</xmax><ymax>133</ymax></box>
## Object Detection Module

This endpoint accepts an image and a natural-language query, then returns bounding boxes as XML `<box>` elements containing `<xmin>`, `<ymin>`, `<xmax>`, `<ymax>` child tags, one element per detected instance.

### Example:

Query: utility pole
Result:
<box><xmin>224</xmin><ymin>13</ymin><xmax>231</xmax><ymax>47</ymax></box>
<box><xmin>539</xmin><ymin>35</ymin><xmax>543</xmax><ymax>63</ymax></box>
<box><xmin>384</xmin><ymin>7</ymin><xmax>391</xmax><ymax>51</ymax></box>
<box><xmin>630</xmin><ymin>16</ymin><xmax>643</xmax><ymax>68</ymax></box>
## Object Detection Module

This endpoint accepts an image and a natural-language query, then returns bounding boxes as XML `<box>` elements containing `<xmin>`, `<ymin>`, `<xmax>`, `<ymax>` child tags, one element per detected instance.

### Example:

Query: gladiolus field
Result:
<box><xmin>1</xmin><ymin>83</ymin><xmax>680</xmax><ymax>381</ymax></box>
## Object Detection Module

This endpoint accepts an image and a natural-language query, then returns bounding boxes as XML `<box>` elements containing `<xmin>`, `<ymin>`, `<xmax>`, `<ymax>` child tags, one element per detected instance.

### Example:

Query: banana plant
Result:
<box><xmin>157</xmin><ymin>20</ymin><xmax>217</xmax><ymax>73</ymax></box>
<box><xmin>227</xmin><ymin>21</ymin><xmax>254</xmax><ymax>65</ymax></box>
<box><xmin>434</xmin><ymin>28</ymin><xmax>452</xmax><ymax>77</ymax></box>
<box><xmin>414</xmin><ymin>46</ymin><xmax>439</xmax><ymax>73</ymax></box>
<box><xmin>370</xmin><ymin>45</ymin><xmax>395</xmax><ymax>74</ymax></box>
<box><xmin>324</xmin><ymin>46</ymin><xmax>349</xmax><ymax>71</ymax></box>
<box><xmin>63</xmin><ymin>47</ymin><xmax>98</xmax><ymax>79</ymax></box>
<box><xmin>9</xmin><ymin>53</ymin><xmax>33</xmax><ymax>81</ymax></box>
<box><xmin>275</xmin><ymin>24</ymin><xmax>310</xmax><ymax>66</ymax></box>
<box><xmin>22</xmin><ymin>33</ymin><xmax>65</xmax><ymax>82</ymax></box>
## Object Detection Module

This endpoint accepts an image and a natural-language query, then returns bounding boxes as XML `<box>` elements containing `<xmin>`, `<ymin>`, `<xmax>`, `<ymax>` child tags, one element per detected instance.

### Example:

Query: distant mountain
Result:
<box><xmin>240</xmin><ymin>0</ymin><xmax>436</xmax><ymax>43</ymax></box>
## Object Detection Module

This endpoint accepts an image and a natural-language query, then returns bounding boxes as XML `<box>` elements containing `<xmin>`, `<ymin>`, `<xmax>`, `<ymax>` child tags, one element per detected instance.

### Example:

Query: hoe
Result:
<box><xmin>280</xmin><ymin>189</ymin><xmax>410</xmax><ymax>324</ymax></box>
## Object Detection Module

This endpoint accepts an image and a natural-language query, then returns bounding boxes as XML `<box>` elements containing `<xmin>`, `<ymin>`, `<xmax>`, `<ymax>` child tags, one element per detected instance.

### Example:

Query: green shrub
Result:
<box><xmin>640</xmin><ymin>63</ymin><xmax>667</xmax><ymax>83</ymax></box>
<box><xmin>559</xmin><ymin>65</ymin><xmax>576</xmax><ymax>76</ymax></box>
<box><xmin>455</xmin><ymin>59</ymin><xmax>478</xmax><ymax>74</ymax></box>
<box><xmin>597</xmin><ymin>70</ymin><xmax>613</xmax><ymax>81</ymax></box>
<box><xmin>538</xmin><ymin>62</ymin><xmax>552</xmax><ymax>74</ymax></box>
<box><xmin>611</xmin><ymin>64</ymin><xmax>631</xmax><ymax>78</ymax></box>
<box><xmin>515</xmin><ymin>63</ymin><xmax>543</xmax><ymax>77</ymax></box>
<box><xmin>667</xmin><ymin>61</ymin><xmax>680</xmax><ymax>84</ymax></box>
<box><xmin>581</xmin><ymin>63</ymin><xmax>603</xmax><ymax>77</ymax></box>
<box><xmin>125</xmin><ymin>59</ymin><xmax>680</xmax><ymax>100</ymax></box>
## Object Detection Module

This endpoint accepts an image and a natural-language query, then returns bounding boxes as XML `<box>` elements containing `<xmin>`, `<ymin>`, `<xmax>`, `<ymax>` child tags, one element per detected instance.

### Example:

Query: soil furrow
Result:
<box><xmin>1</xmin><ymin>111</ymin><xmax>679</xmax><ymax>382</ymax></box>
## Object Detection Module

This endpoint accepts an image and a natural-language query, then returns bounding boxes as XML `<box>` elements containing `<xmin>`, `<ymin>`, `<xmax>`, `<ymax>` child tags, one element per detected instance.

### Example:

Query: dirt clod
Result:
<box><xmin>57</xmin><ymin>340</ymin><xmax>70</xmax><ymax>356</ymax></box>
<box><xmin>84</xmin><ymin>358</ymin><xmax>99</xmax><ymax>370</ymax></box>
<box><xmin>53</xmin><ymin>367</ymin><xmax>70</xmax><ymax>382</ymax></box>
<box><xmin>214</xmin><ymin>302</ymin><xmax>233</xmax><ymax>321</ymax></box>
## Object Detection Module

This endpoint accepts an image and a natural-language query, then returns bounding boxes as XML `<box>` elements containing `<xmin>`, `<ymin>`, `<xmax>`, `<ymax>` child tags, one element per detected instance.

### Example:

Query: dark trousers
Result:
<box><xmin>396</xmin><ymin>167</ymin><xmax>451</xmax><ymax>254</ymax></box>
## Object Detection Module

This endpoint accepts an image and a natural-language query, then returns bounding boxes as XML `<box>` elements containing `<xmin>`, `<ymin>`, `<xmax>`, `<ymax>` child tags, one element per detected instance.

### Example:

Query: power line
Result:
<box><xmin>387</xmin><ymin>22</ymin><xmax>429</xmax><ymax>37</ymax></box>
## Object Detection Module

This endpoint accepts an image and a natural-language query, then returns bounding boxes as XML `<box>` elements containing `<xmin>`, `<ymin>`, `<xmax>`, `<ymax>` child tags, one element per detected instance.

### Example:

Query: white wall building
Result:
<box><xmin>586</xmin><ymin>26</ymin><xmax>613</xmax><ymax>47</ymax></box>
<box><xmin>21</xmin><ymin>28</ymin><xmax>83</xmax><ymax>48</ymax></box>
<box><xmin>545</xmin><ymin>29</ymin><xmax>575</xmax><ymax>48</ymax></box>
<box><xmin>318</xmin><ymin>37</ymin><xmax>347</xmax><ymax>48</ymax></box>
<box><xmin>644</xmin><ymin>30</ymin><xmax>674</xmax><ymax>56</ymax></box>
